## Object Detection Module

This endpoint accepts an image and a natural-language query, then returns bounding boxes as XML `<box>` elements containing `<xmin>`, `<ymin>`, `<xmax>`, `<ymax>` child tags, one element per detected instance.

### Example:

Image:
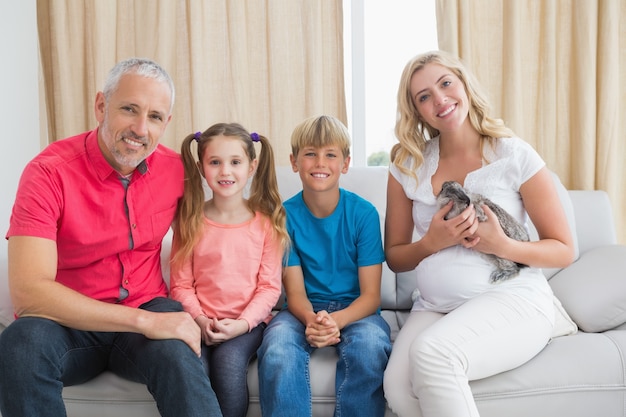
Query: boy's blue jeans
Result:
<box><xmin>257</xmin><ymin>302</ymin><xmax>392</xmax><ymax>417</ymax></box>
<box><xmin>0</xmin><ymin>297</ymin><xmax>222</xmax><ymax>417</ymax></box>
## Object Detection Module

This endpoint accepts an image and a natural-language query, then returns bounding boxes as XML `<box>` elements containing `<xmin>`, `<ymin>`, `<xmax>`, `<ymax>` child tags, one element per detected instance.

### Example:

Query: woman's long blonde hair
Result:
<box><xmin>392</xmin><ymin>50</ymin><xmax>515</xmax><ymax>182</ymax></box>
<box><xmin>171</xmin><ymin>123</ymin><xmax>289</xmax><ymax>267</ymax></box>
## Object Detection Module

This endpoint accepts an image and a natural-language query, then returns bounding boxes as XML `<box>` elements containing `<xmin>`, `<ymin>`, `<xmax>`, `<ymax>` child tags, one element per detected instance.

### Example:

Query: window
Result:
<box><xmin>343</xmin><ymin>1</ymin><xmax>438</xmax><ymax>166</ymax></box>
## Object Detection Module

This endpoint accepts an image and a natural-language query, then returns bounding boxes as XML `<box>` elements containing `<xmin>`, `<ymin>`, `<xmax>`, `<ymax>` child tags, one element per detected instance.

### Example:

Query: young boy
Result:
<box><xmin>257</xmin><ymin>115</ymin><xmax>391</xmax><ymax>417</ymax></box>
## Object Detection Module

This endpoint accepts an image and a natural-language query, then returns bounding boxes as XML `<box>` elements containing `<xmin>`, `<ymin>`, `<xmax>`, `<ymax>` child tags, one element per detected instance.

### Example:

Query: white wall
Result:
<box><xmin>0</xmin><ymin>1</ymin><xmax>40</xmax><ymax>278</ymax></box>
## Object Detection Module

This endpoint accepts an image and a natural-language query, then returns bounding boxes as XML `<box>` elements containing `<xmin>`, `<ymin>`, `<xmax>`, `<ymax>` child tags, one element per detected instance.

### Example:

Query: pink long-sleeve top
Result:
<box><xmin>170</xmin><ymin>211</ymin><xmax>283</xmax><ymax>331</ymax></box>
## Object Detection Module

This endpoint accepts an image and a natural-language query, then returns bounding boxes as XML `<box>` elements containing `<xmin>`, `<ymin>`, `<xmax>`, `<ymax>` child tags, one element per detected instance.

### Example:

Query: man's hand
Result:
<box><xmin>142</xmin><ymin>311</ymin><xmax>202</xmax><ymax>356</ymax></box>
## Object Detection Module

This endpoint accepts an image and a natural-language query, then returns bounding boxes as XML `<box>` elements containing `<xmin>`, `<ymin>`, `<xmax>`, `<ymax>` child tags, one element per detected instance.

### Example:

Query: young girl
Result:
<box><xmin>170</xmin><ymin>123</ymin><xmax>289</xmax><ymax>417</ymax></box>
<box><xmin>383</xmin><ymin>51</ymin><xmax>575</xmax><ymax>416</ymax></box>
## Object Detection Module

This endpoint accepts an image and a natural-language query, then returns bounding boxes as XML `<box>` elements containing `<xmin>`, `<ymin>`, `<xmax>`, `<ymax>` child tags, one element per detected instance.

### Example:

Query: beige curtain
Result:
<box><xmin>436</xmin><ymin>0</ymin><xmax>626</xmax><ymax>244</ymax></box>
<box><xmin>37</xmin><ymin>0</ymin><xmax>346</xmax><ymax>167</ymax></box>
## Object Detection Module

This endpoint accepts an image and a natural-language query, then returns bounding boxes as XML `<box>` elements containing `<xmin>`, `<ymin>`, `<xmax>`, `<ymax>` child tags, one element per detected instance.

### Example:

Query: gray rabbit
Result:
<box><xmin>436</xmin><ymin>181</ymin><xmax>529</xmax><ymax>282</ymax></box>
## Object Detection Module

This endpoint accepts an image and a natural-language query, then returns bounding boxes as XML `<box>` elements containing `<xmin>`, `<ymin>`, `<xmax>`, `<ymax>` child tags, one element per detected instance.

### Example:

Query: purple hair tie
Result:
<box><xmin>250</xmin><ymin>132</ymin><xmax>260</xmax><ymax>142</ymax></box>
<box><xmin>194</xmin><ymin>131</ymin><xmax>202</xmax><ymax>142</ymax></box>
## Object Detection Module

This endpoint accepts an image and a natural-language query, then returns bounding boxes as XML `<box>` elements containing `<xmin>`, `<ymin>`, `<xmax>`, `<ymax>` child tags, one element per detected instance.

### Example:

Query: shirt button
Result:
<box><xmin>132</xmin><ymin>224</ymin><xmax>137</xmax><ymax>229</ymax></box>
<box><xmin>124</xmin><ymin>280</ymin><xmax>129</xmax><ymax>285</ymax></box>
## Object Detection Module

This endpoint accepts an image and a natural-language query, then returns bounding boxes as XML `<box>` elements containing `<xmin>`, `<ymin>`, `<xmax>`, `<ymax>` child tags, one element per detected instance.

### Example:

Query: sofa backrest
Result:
<box><xmin>568</xmin><ymin>190</ymin><xmax>617</xmax><ymax>253</ymax></box>
<box><xmin>273</xmin><ymin>167</ymin><xmax>616</xmax><ymax>310</ymax></box>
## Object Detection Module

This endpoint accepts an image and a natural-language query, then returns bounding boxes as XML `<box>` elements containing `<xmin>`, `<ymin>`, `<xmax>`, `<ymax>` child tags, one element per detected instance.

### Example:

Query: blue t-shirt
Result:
<box><xmin>284</xmin><ymin>188</ymin><xmax>385</xmax><ymax>304</ymax></box>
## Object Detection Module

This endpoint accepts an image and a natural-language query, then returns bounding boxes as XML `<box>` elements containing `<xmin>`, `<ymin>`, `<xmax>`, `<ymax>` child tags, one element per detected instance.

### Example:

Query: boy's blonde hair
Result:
<box><xmin>290</xmin><ymin>115</ymin><xmax>351</xmax><ymax>158</ymax></box>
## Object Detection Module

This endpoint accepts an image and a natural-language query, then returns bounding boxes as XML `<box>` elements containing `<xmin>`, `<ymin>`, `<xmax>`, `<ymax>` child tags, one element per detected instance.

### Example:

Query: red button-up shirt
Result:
<box><xmin>7</xmin><ymin>129</ymin><xmax>184</xmax><ymax>308</ymax></box>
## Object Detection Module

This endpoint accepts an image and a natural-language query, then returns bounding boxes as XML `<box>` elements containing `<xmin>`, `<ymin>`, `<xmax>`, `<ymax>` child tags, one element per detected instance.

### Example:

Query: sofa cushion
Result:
<box><xmin>62</xmin><ymin>372</ymin><xmax>159</xmax><ymax>417</ymax></box>
<box><xmin>549</xmin><ymin>245</ymin><xmax>626</xmax><ymax>332</ymax></box>
<box><xmin>470</xmin><ymin>330</ymin><xmax>626</xmax><ymax>417</ymax></box>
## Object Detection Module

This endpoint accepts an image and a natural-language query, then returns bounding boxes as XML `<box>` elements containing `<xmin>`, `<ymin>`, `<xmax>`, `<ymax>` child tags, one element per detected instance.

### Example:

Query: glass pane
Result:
<box><xmin>365</xmin><ymin>1</ymin><xmax>438</xmax><ymax>166</ymax></box>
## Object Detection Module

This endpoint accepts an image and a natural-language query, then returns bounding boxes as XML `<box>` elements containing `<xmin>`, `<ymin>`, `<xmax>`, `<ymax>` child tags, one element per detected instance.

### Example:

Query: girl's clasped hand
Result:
<box><xmin>196</xmin><ymin>315</ymin><xmax>250</xmax><ymax>346</ymax></box>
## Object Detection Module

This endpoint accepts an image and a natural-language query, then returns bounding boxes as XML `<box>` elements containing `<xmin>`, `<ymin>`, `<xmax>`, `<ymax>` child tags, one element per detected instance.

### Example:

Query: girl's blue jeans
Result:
<box><xmin>0</xmin><ymin>297</ymin><xmax>222</xmax><ymax>417</ymax></box>
<box><xmin>202</xmin><ymin>322</ymin><xmax>266</xmax><ymax>417</ymax></box>
<box><xmin>257</xmin><ymin>302</ymin><xmax>392</xmax><ymax>417</ymax></box>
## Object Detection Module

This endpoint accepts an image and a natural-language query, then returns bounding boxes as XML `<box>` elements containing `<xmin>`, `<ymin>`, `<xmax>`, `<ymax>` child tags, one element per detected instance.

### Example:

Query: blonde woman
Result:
<box><xmin>383</xmin><ymin>51</ymin><xmax>575</xmax><ymax>417</ymax></box>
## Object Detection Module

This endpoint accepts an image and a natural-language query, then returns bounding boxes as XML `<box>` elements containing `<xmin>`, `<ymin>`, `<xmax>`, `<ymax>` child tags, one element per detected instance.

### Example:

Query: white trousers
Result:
<box><xmin>384</xmin><ymin>290</ymin><xmax>554</xmax><ymax>417</ymax></box>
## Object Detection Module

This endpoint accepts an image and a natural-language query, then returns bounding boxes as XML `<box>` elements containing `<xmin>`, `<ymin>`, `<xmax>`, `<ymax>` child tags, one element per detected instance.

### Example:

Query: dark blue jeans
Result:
<box><xmin>0</xmin><ymin>297</ymin><xmax>222</xmax><ymax>417</ymax></box>
<box><xmin>202</xmin><ymin>322</ymin><xmax>266</xmax><ymax>417</ymax></box>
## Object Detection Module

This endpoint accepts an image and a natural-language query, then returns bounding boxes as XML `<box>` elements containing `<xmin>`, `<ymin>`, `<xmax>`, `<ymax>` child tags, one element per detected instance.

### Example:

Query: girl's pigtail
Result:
<box><xmin>249</xmin><ymin>135</ymin><xmax>289</xmax><ymax>250</ymax></box>
<box><xmin>171</xmin><ymin>132</ymin><xmax>206</xmax><ymax>267</ymax></box>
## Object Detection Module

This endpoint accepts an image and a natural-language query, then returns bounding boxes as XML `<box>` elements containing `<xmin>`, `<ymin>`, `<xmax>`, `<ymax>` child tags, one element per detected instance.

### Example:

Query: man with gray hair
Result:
<box><xmin>0</xmin><ymin>58</ymin><xmax>222</xmax><ymax>417</ymax></box>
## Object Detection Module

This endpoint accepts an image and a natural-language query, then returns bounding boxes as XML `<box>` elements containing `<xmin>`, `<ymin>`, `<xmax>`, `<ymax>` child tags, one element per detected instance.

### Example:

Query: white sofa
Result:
<box><xmin>1</xmin><ymin>166</ymin><xmax>625</xmax><ymax>417</ymax></box>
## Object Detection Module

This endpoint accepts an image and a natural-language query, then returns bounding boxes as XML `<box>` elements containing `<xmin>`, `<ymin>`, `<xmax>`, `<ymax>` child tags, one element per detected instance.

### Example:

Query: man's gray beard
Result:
<box><xmin>111</xmin><ymin>146</ymin><xmax>147</xmax><ymax>169</ymax></box>
<box><xmin>101</xmin><ymin>118</ymin><xmax>156</xmax><ymax>170</ymax></box>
